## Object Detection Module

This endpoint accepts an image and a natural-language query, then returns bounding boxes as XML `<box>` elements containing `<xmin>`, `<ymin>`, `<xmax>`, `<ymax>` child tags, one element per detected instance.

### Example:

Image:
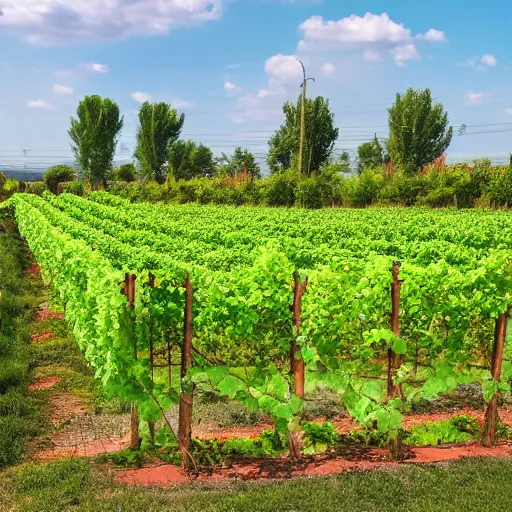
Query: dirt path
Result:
<box><xmin>116</xmin><ymin>441</ymin><xmax>512</xmax><ymax>487</ymax></box>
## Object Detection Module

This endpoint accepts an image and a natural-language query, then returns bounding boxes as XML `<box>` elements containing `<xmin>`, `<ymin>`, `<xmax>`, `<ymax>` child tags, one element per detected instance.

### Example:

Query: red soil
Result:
<box><xmin>115</xmin><ymin>442</ymin><xmax>512</xmax><ymax>487</ymax></box>
<box><xmin>37</xmin><ymin>310</ymin><xmax>65</xmax><ymax>321</ymax></box>
<box><xmin>28</xmin><ymin>376</ymin><xmax>62</xmax><ymax>392</ymax></box>
<box><xmin>36</xmin><ymin>435</ymin><xmax>131</xmax><ymax>460</ymax></box>
<box><xmin>30</xmin><ymin>332</ymin><xmax>56</xmax><ymax>343</ymax></box>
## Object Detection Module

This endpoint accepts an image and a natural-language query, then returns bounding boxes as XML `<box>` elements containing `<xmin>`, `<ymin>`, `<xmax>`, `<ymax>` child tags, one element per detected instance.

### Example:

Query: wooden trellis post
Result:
<box><xmin>387</xmin><ymin>261</ymin><xmax>404</xmax><ymax>400</ymax></box>
<box><xmin>289</xmin><ymin>272</ymin><xmax>308</xmax><ymax>459</ymax></box>
<box><xmin>178</xmin><ymin>275</ymin><xmax>194</xmax><ymax>469</ymax></box>
<box><xmin>482</xmin><ymin>311</ymin><xmax>509</xmax><ymax>447</ymax></box>
<box><xmin>122</xmin><ymin>273</ymin><xmax>142</xmax><ymax>451</ymax></box>
<box><xmin>292</xmin><ymin>272</ymin><xmax>309</xmax><ymax>399</ymax></box>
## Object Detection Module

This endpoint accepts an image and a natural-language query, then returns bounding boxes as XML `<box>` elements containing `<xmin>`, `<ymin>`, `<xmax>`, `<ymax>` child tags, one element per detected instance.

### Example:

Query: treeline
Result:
<box><xmin>107</xmin><ymin>159</ymin><xmax>512</xmax><ymax>209</ymax></box>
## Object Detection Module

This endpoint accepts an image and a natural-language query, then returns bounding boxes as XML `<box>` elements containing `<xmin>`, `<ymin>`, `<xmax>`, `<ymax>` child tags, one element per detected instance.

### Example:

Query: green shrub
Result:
<box><xmin>60</xmin><ymin>181</ymin><xmax>85</xmax><ymax>196</ymax></box>
<box><xmin>420</xmin><ymin>186</ymin><xmax>455</xmax><ymax>207</ymax></box>
<box><xmin>486</xmin><ymin>166</ymin><xmax>512</xmax><ymax>207</ymax></box>
<box><xmin>302</xmin><ymin>421</ymin><xmax>339</xmax><ymax>455</ymax></box>
<box><xmin>24</xmin><ymin>182</ymin><xmax>47</xmax><ymax>196</ymax></box>
<box><xmin>43</xmin><ymin>165</ymin><xmax>76</xmax><ymax>194</ymax></box>
<box><xmin>111</xmin><ymin>163</ymin><xmax>137</xmax><ymax>182</ymax></box>
<box><xmin>264</xmin><ymin>170</ymin><xmax>298</xmax><ymax>207</ymax></box>
<box><xmin>352</xmin><ymin>169</ymin><xmax>384</xmax><ymax>207</ymax></box>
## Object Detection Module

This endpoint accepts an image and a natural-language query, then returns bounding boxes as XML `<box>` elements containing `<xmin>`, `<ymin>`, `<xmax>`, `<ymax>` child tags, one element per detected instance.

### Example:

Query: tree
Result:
<box><xmin>134</xmin><ymin>102</ymin><xmax>184</xmax><ymax>184</ymax></box>
<box><xmin>43</xmin><ymin>165</ymin><xmax>76</xmax><ymax>194</ymax></box>
<box><xmin>268</xmin><ymin>95</ymin><xmax>338</xmax><ymax>176</ymax></box>
<box><xmin>168</xmin><ymin>140</ymin><xmax>197</xmax><ymax>180</ymax></box>
<box><xmin>386</xmin><ymin>88</ymin><xmax>453</xmax><ymax>176</ymax></box>
<box><xmin>194</xmin><ymin>144</ymin><xmax>216</xmax><ymax>177</ymax></box>
<box><xmin>357</xmin><ymin>135</ymin><xmax>384</xmax><ymax>172</ymax></box>
<box><xmin>111</xmin><ymin>163</ymin><xmax>137</xmax><ymax>182</ymax></box>
<box><xmin>229</xmin><ymin>147</ymin><xmax>261</xmax><ymax>178</ymax></box>
<box><xmin>69</xmin><ymin>95</ymin><xmax>123</xmax><ymax>186</ymax></box>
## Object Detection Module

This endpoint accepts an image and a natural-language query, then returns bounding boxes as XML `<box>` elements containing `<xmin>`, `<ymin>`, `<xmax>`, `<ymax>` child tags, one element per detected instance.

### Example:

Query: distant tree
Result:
<box><xmin>69</xmin><ymin>95</ymin><xmax>123</xmax><ymax>187</ymax></box>
<box><xmin>134</xmin><ymin>102</ymin><xmax>184</xmax><ymax>184</ymax></box>
<box><xmin>229</xmin><ymin>147</ymin><xmax>261</xmax><ymax>178</ymax></box>
<box><xmin>357</xmin><ymin>135</ymin><xmax>384</xmax><ymax>172</ymax></box>
<box><xmin>321</xmin><ymin>151</ymin><xmax>351</xmax><ymax>175</ymax></box>
<box><xmin>111</xmin><ymin>163</ymin><xmax>137</xmax><ymax>182</ymax></box>
<box><xmin>168</xmin><ymin>140</ymin><xmax>197</xmax><ymax>180</ymax></box>
<box><xmin>43</xmin><ymin>165</ymin><xmax>76</xmax><ymax>194</ymax></box>
<box><xmin>268</xmin><ymin>95</ymin><xmax>339</xmax><ymax>176</ymax></box>
<box><xmin>387</xmin><ymin>88</ymin><xmax>453</xmax><ymax>176</ymax></box>
<box><xmin>194</xmin><ymin>144</ymin><xmax>216</xmax><ymax>177</ymax></box>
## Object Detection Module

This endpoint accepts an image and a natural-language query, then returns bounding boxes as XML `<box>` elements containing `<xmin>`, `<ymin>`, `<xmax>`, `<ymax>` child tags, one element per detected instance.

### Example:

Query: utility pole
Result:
<box><xmin>297</xmin><ymin>59</ymin><xmax>315</xmax><ymax>179</ymax></box>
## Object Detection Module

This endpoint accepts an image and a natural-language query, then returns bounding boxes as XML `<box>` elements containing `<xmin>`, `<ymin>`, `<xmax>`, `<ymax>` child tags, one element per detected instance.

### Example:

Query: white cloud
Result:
<box><xmin>131</xmin><ymin>91</ymin><xmax>152</xmax><ymax>103</ymax></box>
<box><xmin>505</xmin><ymin>108</ymin><xmax>512</xmax><ymax>115</ymax></box>
<box><xmin>224</xmin><ymin>81</ymin><xmax>242</xmax><ymax>92</ymax></box>
<box><xmin>0</xmin><ymin>0</ymin><xmax>222</xmax><ymax>45</ymax></box>
<box><xmin>480</xmin><ymin>54</ymin><xmax>497</xmax><ymax>67</ymax></box>
<box><xmin>391</xmin><ymin>44</ymin><xmax>420</xmax><ymax>67</ymax></box>
<box><xmin>319</xmin><ymin>62</ymin><xmax>335</xmax><ymax>76</ymax></box>
<box><xmin>299</xmin><ymin>13</ymin><xmax>412</xmax><ymax>46</ymax></box>
<box><xmin>363</xmin><ymin>49</ymin><xmax>381</xmax><ymax>61</ymax></box>
<box><xmin>465</xmin><ymin>91</ymin><xmax>486</xmax><ymax>105</ymax></box>
<box><xmin>257</xmin><ymin>89</ymin><xmax>270</xmax><ymax>98</ymax></box>
<box><xmin>422</xmin><ymin>28</ymin><xmax>447</xmax><ymax>42</ymax></box>
<box><xmin>226</xmin><ymin>63</ymin><xmax>241</xmax><ymax>69</ymax></box>
<box><xmin>85</xmin><ymin>62</ymin><xmax>108</xmax><ymax>74</ymax></box>
<box><xmin>26</xmin><ymin>99</ymin><xmax>54</xmax><ymax>109</ymax></box>
<box><xmin>53</xmin><ymin>84</ymin><xmax>73</xmax><ymax>95</ymax></box>
<box><xmin>264</xmin><ymin>54</ymin><xmax>302</xmax><ymax>82</ymax></box>
<box><xmin>467</xmin><ymin>54</ymin><xmax>498</xmax><ymax>71</ymax></box>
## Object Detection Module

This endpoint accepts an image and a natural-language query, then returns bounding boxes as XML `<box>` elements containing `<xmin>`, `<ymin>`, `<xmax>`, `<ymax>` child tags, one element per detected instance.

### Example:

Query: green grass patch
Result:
<box><xmin>2</xmin><ymin>457</ymin><xmax>512</xmax><ymax>511</ymax></box>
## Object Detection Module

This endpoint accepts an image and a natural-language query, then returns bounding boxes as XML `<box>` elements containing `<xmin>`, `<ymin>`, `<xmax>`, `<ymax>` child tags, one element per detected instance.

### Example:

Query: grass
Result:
<box><xmin>0</xmin><ymin>227</ymin><xmax>47</xmax><ymax>468</ymax></box>
<box><xmin>1</xmin><ymin>457</ymin><xmax>512</xmax><ymax>511</ymax></box>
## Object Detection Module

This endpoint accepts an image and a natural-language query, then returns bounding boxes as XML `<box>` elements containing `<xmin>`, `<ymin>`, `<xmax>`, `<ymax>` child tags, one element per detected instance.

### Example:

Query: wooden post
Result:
<box><xmin>387</xmin><ymin>261</ymin><xmax>404</xmax><ymax>400</ymax></box>
<box><xmin>292</xmin><ymin>272</ymin><xmax>308</xmax><ymax>399</ymax></box>
<box><xmin>147</xmin><ymin>273</ymin><xmax>155</xmax><ymax>380</ymax></box>
<box><xmin>122</xmin><ymin>273</ymin><xmax>142</xmax><ymax>451</ymax></box>
<box><xmin>289</xmin><ymin>272</ymin><xmax>308</xmax><ymax>459</ymax></box>
<box><xmin>178</xmin><ymin>275</ymin><xmax>194</xmax><ymax>469</ymax></box>
<box><xmin>482</xmin><ymin>311</ymin><xmax>509</xmax><ymax>447</ymax></box>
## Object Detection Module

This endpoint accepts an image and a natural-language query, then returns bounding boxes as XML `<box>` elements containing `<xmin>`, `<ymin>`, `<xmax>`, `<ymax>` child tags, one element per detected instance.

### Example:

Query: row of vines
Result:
<box><xmin>3</xmin><ymin>192</ymin><xmax>512</xmax><ymax>468</ymax></box>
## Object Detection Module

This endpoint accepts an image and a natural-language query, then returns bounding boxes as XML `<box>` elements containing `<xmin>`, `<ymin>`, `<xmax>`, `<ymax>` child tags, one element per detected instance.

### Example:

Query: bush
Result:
<box><xmin>352</xmin><ymin>169</ymin><xmax>384</xmax><ymax>207</ymax></box>
<box><xmin>111</xmin><ymin>163</ymin><xmax>137</xmax><ymax>182</ymax></box>
<box><xmin>59</xmin><ymin>181</ymin><xmax>85</xmax><ymax>196</ymax></box>
<box><xmin>25</xmin><ymin>182</ymin><xmax>47</xmax><ymax>196</ymax></box>
<box><xmin>43</xmin><ymin>165</ymin><xmax>76</xmax><ymax>194</ymax></box>
<box><xmin>486</xmin><ymin>166</ymin><xmax>512</xmax><ymax>207</ymax></box>
<box><xmin>296</xmin><ymin>172</ymin><xmax>342</xmax><ymax>209</ymax></box>
<box><xmin>264</xmin><ymin>170</ymin><xmax>298</xmax><ymax>207</ymax></box>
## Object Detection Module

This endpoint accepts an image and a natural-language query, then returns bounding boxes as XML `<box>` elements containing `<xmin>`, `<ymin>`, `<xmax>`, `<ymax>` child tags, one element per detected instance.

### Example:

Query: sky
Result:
<box><xmin>0</xmin><ymin>0</ymin><xmax>511</xmax><ymax>173</ymax></box>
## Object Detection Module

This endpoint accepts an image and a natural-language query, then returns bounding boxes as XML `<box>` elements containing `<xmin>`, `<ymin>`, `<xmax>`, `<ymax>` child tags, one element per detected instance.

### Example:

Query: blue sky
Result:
<box><xmin>0</xmin><ymin>0</ymin><xmax>511</xmax><ymax>172</ymax></box>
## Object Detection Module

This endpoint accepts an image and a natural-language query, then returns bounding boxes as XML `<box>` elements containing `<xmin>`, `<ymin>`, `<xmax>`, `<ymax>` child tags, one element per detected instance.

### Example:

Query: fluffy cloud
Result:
<box><xmin>53</xmin><ymin>84</ymin><xmax>73</xmax><ymax>95</ymax></box>
<box><xmin>26</xmin><ymin>99</ymin><xmax>54</xmax><ymax>109</ymax></box>
<box><xmin>467</xmin><ymin>54</ymin><xmax>498</xmax><ymax>71</ymax></box>
<box><xmin>85</xmin><ymin>63</ymin><xmax>108</xmax><ymax>74</ymax></box>
<box><xmin>422</xmin><ymin>28</ymin><xmax>447</xmax><ymax>42</ymax></box>
<box><xmin>264</xmin><ymin>54</ymin><xmax>303</xmax><ymax>82</ymax></box>
<box><xmin>505</xmin><ymin>108</ymin><xmax>512</xmax><ymax>115</ymax></box>
<box><xmin>0</xmin><ymin>0</ymin><xmax>222</xmax><ymax>45</ymax></box>
<box><xmin>391</xmin><ymin>44</ymin><xmax>420</xmax><ymax>67</ymax></box>
<box><xmin>131</xmin><ymin>91</ymin><xmax>152</xmax><ymax>103</ymax></box>
<box><xmin>319</xmin><ymin>62</ymin><xmax>335</xmax><ymax>77</ymax></box>
<box><xmin>297</xmin><ymin>12</ymin><xmax>444</xmax><ymax>67</ymax></box>
<box><xmin>480</xmin><ymin>54</ymin><xmax>497</xmax><ymax>67</ymax></box>
<box><xmin>465</xmin><ymin>91</ymin><xmax>486</xmax><ymax>105</ymax></box>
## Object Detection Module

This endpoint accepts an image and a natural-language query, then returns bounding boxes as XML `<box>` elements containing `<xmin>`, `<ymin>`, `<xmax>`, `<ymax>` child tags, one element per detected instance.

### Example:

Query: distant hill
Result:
<box><xmin>1</xmin><ymin>169</ymin><xmax>45</xmax><ymax>182</ymax></box>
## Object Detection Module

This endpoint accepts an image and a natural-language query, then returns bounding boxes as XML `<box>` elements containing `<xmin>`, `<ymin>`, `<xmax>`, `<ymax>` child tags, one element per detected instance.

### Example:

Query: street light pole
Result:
<box><xmin>297</xmin><ymin>59</ymin><xmax>315</xmax><ymax>179</ymax></box>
